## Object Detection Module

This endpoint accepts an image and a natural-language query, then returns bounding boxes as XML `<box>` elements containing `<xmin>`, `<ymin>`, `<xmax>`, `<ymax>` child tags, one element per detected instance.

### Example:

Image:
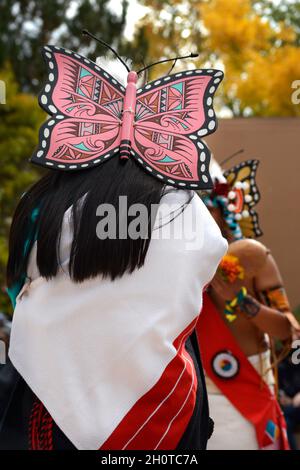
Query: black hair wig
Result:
<box><xmin>7</xmin><ymin>157</ymin><xmax>192</xmax><ymax>287</ymax></box>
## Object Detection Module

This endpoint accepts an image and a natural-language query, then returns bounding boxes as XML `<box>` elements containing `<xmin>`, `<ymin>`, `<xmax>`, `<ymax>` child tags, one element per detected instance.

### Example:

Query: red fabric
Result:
<box><xmin>100</xmin><ymin>318</ymin><xmax>198</xmax><ymax>450</ymax></box>
<box><xmin>29</xmin><ymin>398</ymin><xmax>53</xmax><ymax>450</ymax></box>
<box><xmin>196</xmin><ymin>293</ymin><xmax>289</xmax><ymax>450</ymax></box>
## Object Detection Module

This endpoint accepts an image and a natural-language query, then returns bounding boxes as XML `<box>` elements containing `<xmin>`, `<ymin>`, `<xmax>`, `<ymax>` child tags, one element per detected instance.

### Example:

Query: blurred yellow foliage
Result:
<box><xmin>138</xmin><ymin>0</ymin><xmax>300</xmax><ymax>116</ymax></box>
<box><xmin>235</xmin><ymin>46</ymin><xmax>300</xmax><ymax>116</ymax></box>
<box><xmin>200</xmin><ymin>0</ymin><xmax>300</xmax><ymax>115</ymax></box>
<box><xmin>201</xmin><ymin>0</ymin><xmax>274</xmax><ymax>61</ymax></box>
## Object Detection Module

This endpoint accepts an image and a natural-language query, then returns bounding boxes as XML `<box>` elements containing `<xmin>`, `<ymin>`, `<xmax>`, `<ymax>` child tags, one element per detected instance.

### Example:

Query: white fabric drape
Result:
<box><xmin>9</xmin><ymin>190</ymin><xmax>227</xmax><ymax>449</ymax></box>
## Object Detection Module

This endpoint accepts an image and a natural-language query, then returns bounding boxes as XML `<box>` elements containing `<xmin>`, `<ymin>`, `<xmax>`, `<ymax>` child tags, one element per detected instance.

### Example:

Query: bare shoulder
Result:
<box><xmin>229</xmin><ymin>238</ymin><xmax>269</xmax><ymax>257</ymax></box>
<box><xmin>228</xmin><ymin>239</ymin><xmax>269</xmax><ymax>276</ymax></box>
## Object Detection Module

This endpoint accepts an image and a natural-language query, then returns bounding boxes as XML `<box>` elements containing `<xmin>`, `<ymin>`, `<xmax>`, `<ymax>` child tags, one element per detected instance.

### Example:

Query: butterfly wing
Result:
<box><xmin>130</xmin><ymin>69</ymin><xmax>223</xmax><ymax>189</ymax></box>
<box><xmin>31</xmin><ymin>46</ymin><xmax>125</xmax><ymax>170</ymax></box>
<box><xmin>35</xmin><ymin>117</ymin><xmax>121</xmax><ymax>170</ymax></box>
<box><xmin>238</xmin><ymin>208</ymin><xmax>262</xmax><ymax>238</ymax></box>
<box><xmin>224</xmin><ymin>160</ymin><xmax>263</xmax><ymax>238</ymax></box>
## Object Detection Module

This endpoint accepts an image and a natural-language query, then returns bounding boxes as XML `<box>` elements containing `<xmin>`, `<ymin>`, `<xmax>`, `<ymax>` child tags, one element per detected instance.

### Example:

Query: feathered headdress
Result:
<box><xmin>202</xmin><ymin>157</ymin><xmax>263</xmax><ymax>239</ymax></box>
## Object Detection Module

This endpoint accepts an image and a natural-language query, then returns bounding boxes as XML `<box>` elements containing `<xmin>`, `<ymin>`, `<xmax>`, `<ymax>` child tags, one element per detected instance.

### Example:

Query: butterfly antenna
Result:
<box><xmin>82</xmin><ymin>29</ymin><xmax>130</xmax><ymax>73</ymax></box>
<box><xmin>139</xmin><ymin>56</ymin><xmax>148</xmax><ymax>86</ymax></box>
<box><xmin>165</xmin><ymin>58</ymin><xmax>178</xmax><ymax>76</ymax></box>
<box><xmin>137</xmin><ymin>52</ymin><xmax>198</xmax><ymax>75</ymax></box>
<box><xmin>220</xmin><ymin>149</ymin><xmax>245</xmax><ymax>167</ymax></box>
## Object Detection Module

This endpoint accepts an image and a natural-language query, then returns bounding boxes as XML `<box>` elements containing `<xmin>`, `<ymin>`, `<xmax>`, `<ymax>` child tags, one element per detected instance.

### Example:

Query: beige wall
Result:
<box><xmin>206</xmin><ymin>117</ymin><xmax>300</xmax><ymax>309</ymax></box>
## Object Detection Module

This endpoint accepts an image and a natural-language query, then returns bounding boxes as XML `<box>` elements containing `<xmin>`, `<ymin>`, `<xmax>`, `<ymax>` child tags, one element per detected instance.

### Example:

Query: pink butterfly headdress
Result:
<box><xmin>31</xmin><ymin>31</ymin><xmax>224</xmax><ymax>189</ymax></box>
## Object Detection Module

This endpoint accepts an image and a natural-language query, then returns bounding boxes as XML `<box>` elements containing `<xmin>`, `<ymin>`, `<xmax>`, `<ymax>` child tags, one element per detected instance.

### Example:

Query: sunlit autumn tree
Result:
<box><xmin>135</xmin><ymin>0</ymin><xmax>300</xmax><ymax>116</ymax></box>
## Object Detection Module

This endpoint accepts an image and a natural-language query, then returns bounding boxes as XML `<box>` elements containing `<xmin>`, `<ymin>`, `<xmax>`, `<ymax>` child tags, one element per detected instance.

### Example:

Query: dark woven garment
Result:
<box><xmin>0</xmin><ymin>334</ymin><xmax>210</xmax><ymax>450</ymax></box>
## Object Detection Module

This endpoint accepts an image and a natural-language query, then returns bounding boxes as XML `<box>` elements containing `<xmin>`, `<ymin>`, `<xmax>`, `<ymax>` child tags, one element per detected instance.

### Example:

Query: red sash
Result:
<box><xmin>196</xmin><ymin>293</ymin><xmax>289</xmax><ymax>450</ymax></box>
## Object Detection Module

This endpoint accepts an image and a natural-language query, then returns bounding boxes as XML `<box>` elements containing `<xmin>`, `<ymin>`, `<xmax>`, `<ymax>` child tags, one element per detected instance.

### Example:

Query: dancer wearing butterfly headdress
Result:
<box><xmin>0</xmin><ymin>35</ymin><xmax>228</xmax><ymax>450</ymax></box>
<box><xmin>195</xmin><ymin>157</ymin><xmax>300</xmax><ymax>450</ymax></box>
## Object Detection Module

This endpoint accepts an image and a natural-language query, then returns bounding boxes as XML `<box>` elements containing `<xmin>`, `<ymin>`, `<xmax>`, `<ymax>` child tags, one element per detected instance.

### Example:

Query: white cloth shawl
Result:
<box><xmin>9</xmin><ymin>190</ymin><xmax>227</xmax><ymax>449</ymax></box>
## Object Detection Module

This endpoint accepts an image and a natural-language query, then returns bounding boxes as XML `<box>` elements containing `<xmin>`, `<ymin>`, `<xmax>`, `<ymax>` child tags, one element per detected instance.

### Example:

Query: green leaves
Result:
<box><xmin>0</xmin><ymin>0</ymin><xmax>128</xmax><ymax>93</ymax></box>
<box><xmin>0</xmin><ymin>65</ymin><xmax>44</xmax><ymax>314</ymax></box>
